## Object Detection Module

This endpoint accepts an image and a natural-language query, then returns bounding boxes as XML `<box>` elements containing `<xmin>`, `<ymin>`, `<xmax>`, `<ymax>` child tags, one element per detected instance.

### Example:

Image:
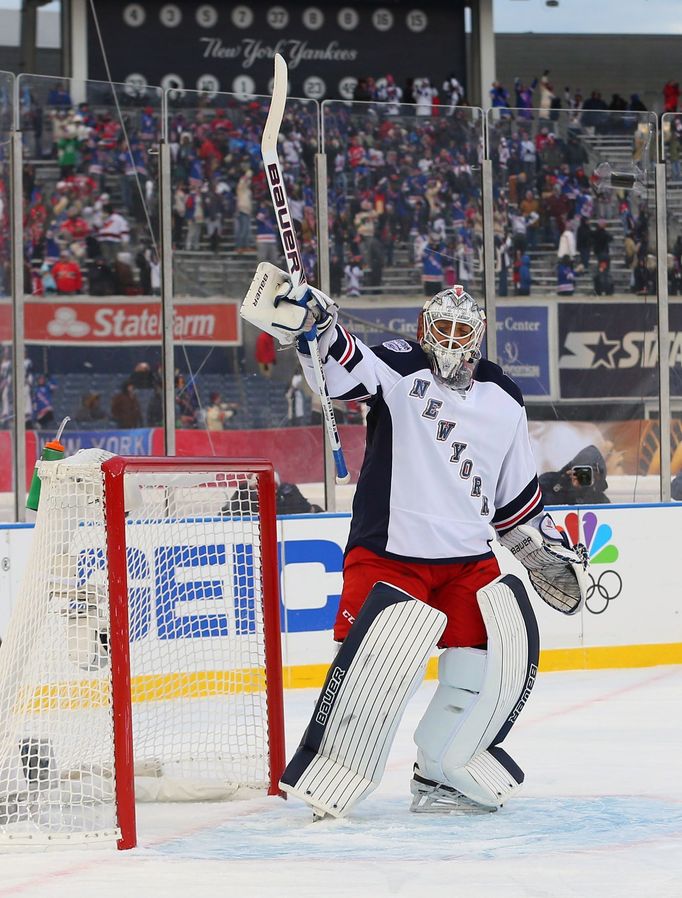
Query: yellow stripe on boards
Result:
<box><xmin>281</xmin><ymin>643</ymin><xmax>682</xmax><ymax>689</ymax></box>
<box><xmin>20</xmin><ymin>643</ymin><xmax>682</xmax><ymax>711</ymax></box>
<box><xmin>23</xmin><ymin>668</ymin><xmax>268</xmax><ymax>712</ymax></box>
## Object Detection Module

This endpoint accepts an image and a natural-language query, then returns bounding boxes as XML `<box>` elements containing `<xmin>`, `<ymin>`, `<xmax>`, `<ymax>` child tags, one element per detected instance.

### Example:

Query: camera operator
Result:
<box><xmin>539</xmin><ymin>445</ymin><xmax>610</xmax><ymax>506</ymax></box>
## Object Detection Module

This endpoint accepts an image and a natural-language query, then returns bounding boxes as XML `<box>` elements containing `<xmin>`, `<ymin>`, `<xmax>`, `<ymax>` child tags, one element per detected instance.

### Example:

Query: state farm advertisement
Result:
<box><xmin>0</xmin><ymin>297</ymin><xmax>241</xmax><ymax>346</ymax></box>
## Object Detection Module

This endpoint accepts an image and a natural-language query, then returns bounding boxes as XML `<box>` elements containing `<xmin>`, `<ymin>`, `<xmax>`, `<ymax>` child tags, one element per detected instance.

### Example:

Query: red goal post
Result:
<box><xmin>0</xmin><ymin>455</ymin><xmax>285</xmax><ymax>850</ymax></box>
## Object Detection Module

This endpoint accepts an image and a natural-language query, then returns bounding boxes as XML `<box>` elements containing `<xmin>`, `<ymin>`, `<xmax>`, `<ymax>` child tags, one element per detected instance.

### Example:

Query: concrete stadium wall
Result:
<box><xmin>495</xmin><ymin>33</ymin><xmax>681</xmax><ymax>113</ymax></box>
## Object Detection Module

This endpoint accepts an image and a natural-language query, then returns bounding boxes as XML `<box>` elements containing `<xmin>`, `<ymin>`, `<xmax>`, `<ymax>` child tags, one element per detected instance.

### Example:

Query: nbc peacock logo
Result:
<box><xmin>560</xmin><ymin>511</ymin><xmax>621</xmax><ymax>614</ymax></box>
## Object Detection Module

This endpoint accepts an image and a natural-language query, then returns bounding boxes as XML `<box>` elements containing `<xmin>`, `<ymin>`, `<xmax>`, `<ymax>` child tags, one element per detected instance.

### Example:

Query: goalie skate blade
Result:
<box><xmin>409</xmin><ymin>774</ymin><xmax>498</xmax><ymax>815</ymax></box>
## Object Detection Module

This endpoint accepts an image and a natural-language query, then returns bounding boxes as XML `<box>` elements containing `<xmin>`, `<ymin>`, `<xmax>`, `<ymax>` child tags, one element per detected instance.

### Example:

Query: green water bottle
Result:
<box><xmin>26</xmin><ymin>417</ymin><xmax>70</xmax><ymax>512</ymax></box>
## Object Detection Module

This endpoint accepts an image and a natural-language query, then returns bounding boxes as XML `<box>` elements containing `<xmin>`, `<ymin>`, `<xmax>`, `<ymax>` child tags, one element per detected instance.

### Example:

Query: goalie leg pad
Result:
<box><xmin>413</xmin><ymin>574</ymin><xmax>539</xmax><ymax>810</ymax></box>
<box><xmin>280</xmin><ymin>582</ymin><xmax>446</xmax><ymax>818</ymax></box>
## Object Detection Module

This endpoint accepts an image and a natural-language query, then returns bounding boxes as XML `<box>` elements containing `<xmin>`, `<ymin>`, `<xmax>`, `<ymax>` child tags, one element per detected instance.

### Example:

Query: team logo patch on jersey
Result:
<box><xmin>382</xmin><ymin>339</ymin><xmax>412</xmax><ymax>352</ymax></box>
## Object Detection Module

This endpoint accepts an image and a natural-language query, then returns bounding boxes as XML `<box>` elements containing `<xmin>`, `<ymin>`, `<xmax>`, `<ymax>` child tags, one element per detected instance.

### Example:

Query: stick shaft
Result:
<box><xmin>261</xmin><ymin>54</ymin><xmax>349</xmax><ymax>484</ymax></box>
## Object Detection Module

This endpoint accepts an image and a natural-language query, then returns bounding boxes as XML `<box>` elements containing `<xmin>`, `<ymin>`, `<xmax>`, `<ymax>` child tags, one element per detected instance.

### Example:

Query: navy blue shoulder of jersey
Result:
<box><xmin>474</xmin><ymin>358</ymin><xmax>524</xmax><ymax>407</ymax></box>
<box><xmin>370</xmin><ymin>339</ymin><xmax>431</xmax><ymax>377</ymax></box>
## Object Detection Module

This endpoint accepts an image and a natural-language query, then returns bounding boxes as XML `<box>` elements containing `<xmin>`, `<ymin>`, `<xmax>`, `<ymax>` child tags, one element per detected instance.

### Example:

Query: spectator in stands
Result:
<box><xmin>256</xmin><ymin>205</ymin><xmax>279</xmax><ymax>264</ymax></box>
<box><xmin>671</xmin><ymin>472</ymin><xmax>682</xmax><ymax>501</ymax></box>
<box><xmin>538</xmin><ymin>71</ymin><xmax>555</xmax><ymax>121</ymax></box>
<box><xmin>129</xmin><ymin>361</ymin><xmax>156</xmax><ymax>390</ymax></box>
<box><xmin>111</xmin><ymin>381</ymin><xmax>142</xmax><ymax>429</ymax></box>
<box><xmin>51</xmin><ymin>250</ymin><xmax>83</xmax><ymax>294</ymax></box>
<box><xmin>97</xmin><ymin>204</ymin><xmax>130</xmax><ymax>263</ymax></box>
<box><xmin>557</xmin><ymin>219</ymin><xmax>577</xmax><ymax>264</ymax></box>
<box><xmin>344</xmin><ymin>255</ymin><xmax>363</xmax><ymax>297</ymax></box>
<box><xmin>519</xmin><ymin>190</ymin><xmax>540</xmax><ymax>249</ymax></box>
<box><xmin>496</xmin><ymin>233</ymin><xmax>513</xmax><ymax>297</ymax></box>
<box><xmin>489</xmin><ymin>81</ymin><xmax>510</xmax><ymax>109</ymax></box>
<box><xmin>146</xmin><ymin>383</ymin><xmax>163</xmax><ymax>427</ymax></box>
<box><xmin>76</xmin><ymin>390</ymin><xmax>107</xmax><ymax>425</ymax></box>
<box><xmin>576</xmin><ymin>218</ymin><xmax>593</xmax><ymax>272</ymax></box>
<box><xmin>47</xmin><ymin>83</ymin><xmax>72</xmax><ymax>107</ymax></box>
<box><xmin>203</xmin><ymin>186</ymin><xmax>223</xmax><ymax>254</ymax></box>
<box><xmin>628</xmin><ymin>93</ymin><xmax>647</xmax><ymax>113</ymax></box>
<box><xmin>255</xmin><ymin>331</ymin><xmax>277</xmax><ymax>377</ymax></box>
<box><xmin>420</xmin><ymin>232</ymin><xmax>445</xmax><ymax>296</ymax></box>
<box><xmin>0</xmin><ymin>347</ymin><xmax>11</xmax><ymax>426</ymax></box>
<box><xmin>514</xmin><ymin>78</ymin><xmax>537</xmax><ymax>119</ymax></box>
<box><xmin>593</xmin><ymin>259</ymin><xmax>615</xmax><ymax>296</ymax></box>
<box><xmin>172</xmin><ymin>183</ymin><xmax>187</xmax><ymax>248</ymax></box>
<box><xmin>354</xmin><ymin>200</ymin><xmax>378</xmax><ymax>268</ymax></box>
<box><xmin>205</xmin><ymin>391</ymin><xmax>236</xmax><ymax>431</ymax></box>
<box><xmin>234</xmin><ymin>169</ymin><xmax>253</xmax><ymax>252</ymax></box>
<box><xmin>184</xmin><ymin>185</ymin><xmax>204</xmax><ymax>251</ymax></box>
<box><xmin>544</xmin><ymin>184</ymin><xmax>571</xmax><ymax>246</ymax></box>
<box><xmin>663</xmin><ymin>80</ymin><xmax>680</xmax><ymax>114</ymax></box>
<box><xmin>557</xmin><ymin>255</ymin><xmax>576</xmax><ymax>296</ymax></box>
<box><xmin>34</xmin><ymin>373</ymin><xmax>56</xmax><ymax>429</ymax></box>
<box><xmin>23</xmin><ymin>360</ymin><xmax>34</xmax><ymax>429</ymax></box>
<box><xmin>581</xmin><ymin>91</ymin><xmax>609</xmax><ymax>132</ymax></box>
<box><xmin>592</xmin><ymin>220</ymin><xmax>613</xmax><ymax>262</ymax></box>
<box><xmin>353</xmin><ymin>77</ymin><xmax>373</xmax><ymax>102</ymax></box>
<box><xmin>286</xmin><ymin>370</ymin><xmax>306</xmax><ymax>427</ymax></box>
<box><xmin>514</xmin><ymin>251</ymin><xmax>532</xmax><ymax>296</ymax></box>
<box><xmin>175</xmin><ymin>374</ymin><xmax>199</xmax><ymax>428</ymax></box>
<box><xmin>414</xmin><ymin>78</ymin><xmax>438</xmax><ymax>116</ymax></box>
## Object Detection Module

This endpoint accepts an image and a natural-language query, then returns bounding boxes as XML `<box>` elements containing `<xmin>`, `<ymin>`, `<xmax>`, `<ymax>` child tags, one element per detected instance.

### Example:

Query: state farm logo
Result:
<box><xmin>43</xmin><ymin>305</ymin><xmax>218</xmax><ymax>341</ymax></box>
<box><xmin>47</xmin><ymin>307</ymin><xmax>90</xmax><ymax>338</ymax></box>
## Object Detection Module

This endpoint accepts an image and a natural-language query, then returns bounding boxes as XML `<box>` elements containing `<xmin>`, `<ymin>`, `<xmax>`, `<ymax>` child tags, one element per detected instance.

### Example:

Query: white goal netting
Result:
<box><xmin>0</xmin><ymin>457</ymin><xmax>282</xmax><ymax>846</ymax></box>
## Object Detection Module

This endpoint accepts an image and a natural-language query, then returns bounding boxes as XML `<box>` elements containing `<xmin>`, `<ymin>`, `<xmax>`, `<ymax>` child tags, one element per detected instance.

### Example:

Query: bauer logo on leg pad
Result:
<box><xmin>315</xmin><ymin>666</ymin><xmax>346</xmax><ymax>726</ymax></box>
<box><xmin>280</xmin><ymin>582</ymin><xmax>446</xmax><ymax>818</ymax></box>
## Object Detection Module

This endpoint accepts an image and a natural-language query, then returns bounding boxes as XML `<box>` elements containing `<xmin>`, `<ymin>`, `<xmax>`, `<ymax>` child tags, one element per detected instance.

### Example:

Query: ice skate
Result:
<box><xmin>410</xmin><ymin>766</ymin><xmax>497</xmax><ymax>815</ymax></box>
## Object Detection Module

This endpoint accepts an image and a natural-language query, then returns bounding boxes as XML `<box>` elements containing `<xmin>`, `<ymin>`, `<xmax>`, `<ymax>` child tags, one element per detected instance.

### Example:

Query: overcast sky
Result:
<box><xmin>494</xmin><ymin>0</ymin><xmax>682</xmax><ymax>33</ymax></box>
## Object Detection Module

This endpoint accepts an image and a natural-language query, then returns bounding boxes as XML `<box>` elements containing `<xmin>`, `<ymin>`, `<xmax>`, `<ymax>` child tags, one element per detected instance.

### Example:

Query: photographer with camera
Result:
<box><xmin>540</xmin><ymin>445</ymin><xmax>610</xmax><ymax>506</ymax></box>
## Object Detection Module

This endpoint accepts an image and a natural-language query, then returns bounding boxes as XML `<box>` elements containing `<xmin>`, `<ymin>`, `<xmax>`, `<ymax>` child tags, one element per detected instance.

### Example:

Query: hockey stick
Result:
<box><xmin>261</xmin><ymin>53</ymin><xmax>350</xmax><ymax>484</ymax></box>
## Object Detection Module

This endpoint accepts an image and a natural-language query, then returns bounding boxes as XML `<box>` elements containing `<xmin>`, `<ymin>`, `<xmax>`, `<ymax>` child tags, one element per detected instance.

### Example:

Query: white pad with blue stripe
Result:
<box><xmin>413</xmin><ymin>574</ymin><xmax>539</xmax><ymax>810</ymax></box>
<box><xmin>280</xmin><ymin>582</ymin><xmax>446</xmax><ymax>818</ymax></box>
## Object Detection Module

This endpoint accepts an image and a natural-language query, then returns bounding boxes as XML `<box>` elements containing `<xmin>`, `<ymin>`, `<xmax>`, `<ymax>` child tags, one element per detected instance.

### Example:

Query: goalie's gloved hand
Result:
<box><xmin>240</xmin><ymin>262</ymin><xmax>338</xmax><ymax>349</ymax></box>
<box><xmin>499</xmin><ymin>512</ymin><xmax>589</xmax><ymax>615</ymax></box>
<box><xmin>274</xmin><ymin>283</ymin><xmax>338</xmax><ymax>358</ymax></box>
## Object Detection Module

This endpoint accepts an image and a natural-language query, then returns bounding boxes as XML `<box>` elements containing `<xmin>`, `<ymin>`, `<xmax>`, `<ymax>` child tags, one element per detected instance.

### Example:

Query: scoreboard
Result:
<box><xmin>86</xmin><ymin>0</ymin><xmax>467</xmax><ymax>101</ymax></box>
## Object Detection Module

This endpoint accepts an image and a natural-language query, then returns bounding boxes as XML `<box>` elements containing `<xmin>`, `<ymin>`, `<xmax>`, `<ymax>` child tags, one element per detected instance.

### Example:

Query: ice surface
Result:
<box><xmin>2</xmin><ymin>665</ymin><xmax>682</xmax><ymax>898</ymax></box>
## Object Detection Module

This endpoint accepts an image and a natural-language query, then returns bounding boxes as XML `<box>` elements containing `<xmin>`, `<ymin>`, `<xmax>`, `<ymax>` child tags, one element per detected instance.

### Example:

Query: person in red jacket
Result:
<box><xmin>255</xmin><ymin>331</ymin><xmax>276</xmax><ymax>377</ymax></box>
<box><xmin>51</xmin><ymin>252</ymin><xmax>83</xmax><ymax>294</ymax></box>
<box><xmin>663</xmin><ymin>80</ymin><xmax>680</xmax><ymax>113</ymax></box>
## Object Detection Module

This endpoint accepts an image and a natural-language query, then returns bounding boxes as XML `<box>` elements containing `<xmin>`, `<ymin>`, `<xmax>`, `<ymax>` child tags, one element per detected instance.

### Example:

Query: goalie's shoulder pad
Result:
<box><xmin>240</xmin><ymin>262</ymin><xmax>307</xmax><ymax>346</ymax></box>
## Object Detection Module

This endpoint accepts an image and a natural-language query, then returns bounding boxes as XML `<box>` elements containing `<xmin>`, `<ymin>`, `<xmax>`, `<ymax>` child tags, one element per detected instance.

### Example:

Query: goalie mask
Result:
<box><xmin>417</xmin><ymin>286</ymin><xmax>486</xmax><ymax>390</ymax></box>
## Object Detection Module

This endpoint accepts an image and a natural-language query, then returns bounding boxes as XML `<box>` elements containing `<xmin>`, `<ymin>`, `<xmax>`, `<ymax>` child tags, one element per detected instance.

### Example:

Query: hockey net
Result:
<box><xmin>0</xmin><ymin>455</ymin><xmax>284</xmax><ymax>848</ymax></box>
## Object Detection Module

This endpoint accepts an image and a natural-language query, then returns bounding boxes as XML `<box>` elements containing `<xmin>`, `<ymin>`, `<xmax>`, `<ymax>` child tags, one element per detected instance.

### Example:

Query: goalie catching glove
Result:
<box><xmin>498</xmin><ymin>512</ymin><xmax>589</xmax><ymax>614</ymax></box>
<box><xmin>240</xmin><ymin>262</ymin><xmax>338</xmax><ymax>356</ymax></box>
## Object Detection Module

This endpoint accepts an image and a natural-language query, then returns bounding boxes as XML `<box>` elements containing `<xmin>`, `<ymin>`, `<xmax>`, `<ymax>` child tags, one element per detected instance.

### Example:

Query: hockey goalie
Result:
<box><xmin>242</xmin><ymin>264</ymin><xmax>589</xmax><ymax>818</ymax></box>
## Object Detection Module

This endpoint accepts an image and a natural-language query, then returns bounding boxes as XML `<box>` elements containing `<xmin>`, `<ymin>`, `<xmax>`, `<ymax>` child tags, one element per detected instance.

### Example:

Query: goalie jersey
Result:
<box><xmin>298</xmin><ymin>330</ymin><xmax>543</xmax><ymax>563</ymax></box>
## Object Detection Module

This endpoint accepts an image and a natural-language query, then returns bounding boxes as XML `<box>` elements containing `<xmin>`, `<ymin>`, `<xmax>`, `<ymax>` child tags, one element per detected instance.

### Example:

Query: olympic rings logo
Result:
<box><xmin>585</xmin><ymin>569</ymin><xmax>622</xmax><ymax>615</ymax></box>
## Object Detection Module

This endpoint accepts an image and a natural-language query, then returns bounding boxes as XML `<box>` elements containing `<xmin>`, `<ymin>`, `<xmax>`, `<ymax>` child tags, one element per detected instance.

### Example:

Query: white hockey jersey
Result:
<box><xmin>299</xmin><ymin>329</ymin><xmax>543</xmax><ymax>563</ymax></box>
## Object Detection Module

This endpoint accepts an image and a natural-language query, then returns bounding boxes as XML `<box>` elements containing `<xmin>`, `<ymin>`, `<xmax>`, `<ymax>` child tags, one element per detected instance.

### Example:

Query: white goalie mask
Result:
<box><xmin>417</xmin><ymin>286</ymin><xmax>486</xmax><ymax>390</ymax></box>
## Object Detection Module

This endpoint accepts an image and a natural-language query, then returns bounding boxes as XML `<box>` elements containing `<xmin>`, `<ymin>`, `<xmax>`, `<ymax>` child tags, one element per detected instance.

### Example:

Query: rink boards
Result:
<box><xmin>0</xmin><ymin>504</ymin><xmax>680</xmax><ymax>688</ymax></box>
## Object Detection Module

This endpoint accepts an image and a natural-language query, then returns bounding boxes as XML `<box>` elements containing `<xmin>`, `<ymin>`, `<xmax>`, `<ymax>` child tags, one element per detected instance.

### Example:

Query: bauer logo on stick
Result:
<box><xmin>266</xmin><ymin>163</ymin><xmax>302</xmax><ymax>277</ymax></box>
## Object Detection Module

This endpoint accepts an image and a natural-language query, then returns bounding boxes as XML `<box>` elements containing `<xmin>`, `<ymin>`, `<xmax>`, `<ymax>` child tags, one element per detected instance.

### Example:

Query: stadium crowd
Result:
<box><xmin>6</xmin><ymin>72</ymin><xmax>682</xmax><ymax>307</ymax></box>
